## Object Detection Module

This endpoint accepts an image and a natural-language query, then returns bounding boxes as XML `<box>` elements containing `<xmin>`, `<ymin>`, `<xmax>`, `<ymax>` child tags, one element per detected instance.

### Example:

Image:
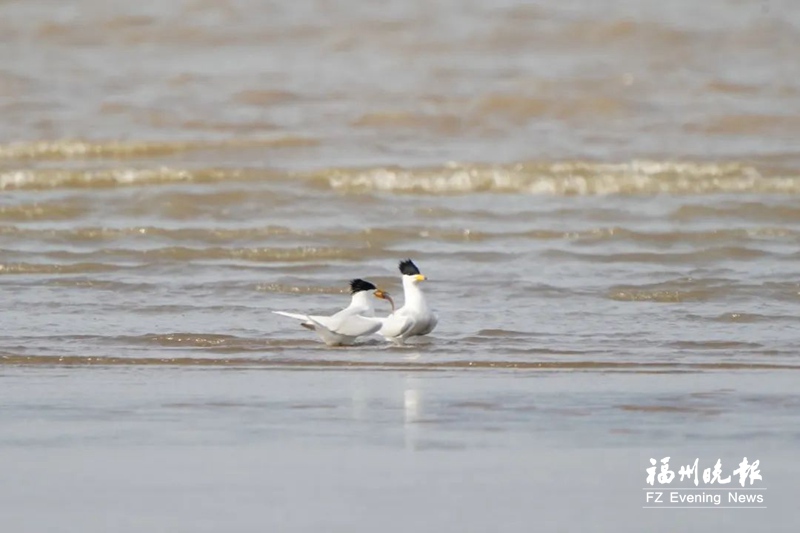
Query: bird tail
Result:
<box><xmin>273</xmin><ymin>311</ymin><xmax>315</xmax><ymax>330</ymax></box>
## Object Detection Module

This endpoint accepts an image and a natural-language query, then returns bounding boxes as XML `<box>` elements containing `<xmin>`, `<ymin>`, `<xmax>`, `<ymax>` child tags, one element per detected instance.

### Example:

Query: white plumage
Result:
<box><xmin>378</xmin><ymin>259</ymin><xmax>438</xmax><ymax>344</ymax></box>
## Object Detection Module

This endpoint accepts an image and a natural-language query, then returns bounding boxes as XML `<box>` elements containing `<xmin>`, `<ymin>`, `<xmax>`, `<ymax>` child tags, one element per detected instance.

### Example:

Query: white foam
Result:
<box><xmin>322</xmin><ymin>161</ymin><xmax>799</xmax><ymax>195</ymax></box>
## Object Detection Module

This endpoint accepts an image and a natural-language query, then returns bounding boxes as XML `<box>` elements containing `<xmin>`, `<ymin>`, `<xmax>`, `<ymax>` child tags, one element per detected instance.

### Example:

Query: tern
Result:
<box><xmin>377</xmin><ymin>259</ymin><xmax>438</xmax><ymax>343</ymax></box>
<box><xmin>273</xmin><ymin>279</ymin><xmax>393</xmax><ymax>346</ymax></box>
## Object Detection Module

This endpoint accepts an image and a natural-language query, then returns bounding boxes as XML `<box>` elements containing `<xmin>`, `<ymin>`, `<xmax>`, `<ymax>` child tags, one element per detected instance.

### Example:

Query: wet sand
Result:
<box><xmin>2</xmin><ymin>366</ymin><xmax>798</xmax><ymax>532</ymax></box>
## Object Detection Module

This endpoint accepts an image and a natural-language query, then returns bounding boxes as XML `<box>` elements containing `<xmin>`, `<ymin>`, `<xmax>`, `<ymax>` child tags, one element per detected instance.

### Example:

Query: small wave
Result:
<box><xmin>11</xmin><ymin>246</ymin><xmax>369</xmax><ymax>264</ymax></box>
<box><xmin>0</xmin><ymin>202</ymin><xmax>88</xmax><ymax>222</ymax></box>
<box><xmin>133</xmin><ymin>333</ymin><xmax>243</xmax><ymax>348</ymax></box>
<box><xmin>609</xmin><ymin>289</ymin><xmax>715</xmax><ymax>303</ymax></box>
<box><xmin>471</xmin><ymin>93</ymin><xmax>626</xmax><ymax>122</ymax></box>
<box><xmin>17</xmin><ymin>225</ymin><xmax>773</xmax><ymax>248</ymax></box>
<box><xmin>0</xmin><ymin>167</ymin><xmax>257</xmax><ymax>191</ymax></box>
<box><xmin>547</xmin><ymin>246</ymin><xmax>771</xmax><ymax>264</ymax></box>
<box><xmin>461</xmin><ymin>329</ymin><xmax>542</xmax><ymax>345</ymax></box>
<box><xmin>352</xmin><ymin>111</ymin><xmax>463</xmax><ymax>133</ymax></box>
<box><xmin>616</xmin><ymin>404</ymin><xmax>720</xmax><ymax>414</ymax></box>
<box><xmin>709</xmin><ymin>313</ymin><xmax>781</xmax><ymax>323</ymax></box>
<box><xmin>473</xmin><ymin>329</ymin><xmax>538</xmax><ymax>337</ymax></box>
<box><xmin>672</xmin><ymin>203</ymin><xmax>800</xmax><ymax>222</ymax></box>
<box><xmin>520</xmin><ymin>227</ymin><xmax>800</xmax><ymax>245</ymax></box>
<box><xmin>42</xmin><ymin>278</ymin><xmax>157</xmax><ymax>292</ymax></box>
<box><xmin>1</xmin><ymin>354</ymin><xmax>797</xmax><ymax>371</ymax></box>
<box><xmin>308</xmin><ymin>160</ymin><xmax>799</xmax><ymax>195</ymax></box>
<box><xmin>233</xmin><ymin>89</ymin><xmax>300</xmax><ymax>107</ymax></box>
<box><xmin>4</xmin><ymin>159</ymin><xmax>794</xmax><ymax>195</ymax></box>
<box><xmin>0</xmin><ymin>262</ymin><xmax>122</xmax><ymax>275</ymax></box>
<box><xmin>608</xmin><ymin>278</ymin><xmax>735</xmax><ymax>303</ymax></box>
<box><xmin>0</xmin><ymin>137</ymin><xmax>317</xmax><ymax>161</ymax></box>
<box><xmin>670</xmin><ymin>341</ymin><xmax>763</xmax><ymax>350</ymax></box>
<box><xmin>0</xmin><ymin>225</ymin><xmax>300</xmax><ymax>244</ymax></box>
<box><xmin>255</xmin><ymin>283</ymin><xmax>349</xmax><ymax>295</ymax></box>
<box><xmin>139</xmin><ymin>245</ymin><xmax>356</xmax><ymax>263</ymax></box>
<box><xmin>687</xmin><ymin>114</ymin><xmax>800</xmax><ymax>135</ymax></box>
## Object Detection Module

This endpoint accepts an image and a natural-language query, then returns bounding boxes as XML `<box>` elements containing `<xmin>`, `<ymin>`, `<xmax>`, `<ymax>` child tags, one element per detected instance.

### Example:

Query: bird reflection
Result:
<box><xmin>403</xmin><ymin>376</ymin><xmax>422</xmax><ymax>450</ymax></box>
<box><xmin>346</xmin><ymin>370</ymin><xmax>424</xmax><ymax>450</ymax></box>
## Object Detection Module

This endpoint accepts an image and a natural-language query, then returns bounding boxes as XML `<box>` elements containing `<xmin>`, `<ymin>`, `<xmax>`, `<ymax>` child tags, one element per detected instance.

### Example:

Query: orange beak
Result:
<box><xmin>374</xmin><ymin>289</ymin><xmax>395</xmax><ymax>312</ymax></box>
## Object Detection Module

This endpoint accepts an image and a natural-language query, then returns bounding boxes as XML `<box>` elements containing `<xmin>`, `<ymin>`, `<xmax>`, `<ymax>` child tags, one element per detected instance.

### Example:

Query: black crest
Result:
<box><xmin>399</xmin><ymin>259</ymin><xmax>420</xmax><ymax>276</ymax></box>
<box><xmin>349</xmin><ymin>279</ymin><xmax>377</xmax><ymax>294</ymax></box>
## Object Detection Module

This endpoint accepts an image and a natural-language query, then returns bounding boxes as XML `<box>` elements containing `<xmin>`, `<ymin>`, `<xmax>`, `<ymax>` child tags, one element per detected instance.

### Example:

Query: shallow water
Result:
<box><xmin>3</xmin><ymin>367</ymin><xmax>799</xmax><ymax>532</ymax></box>
<box><xmin>1</xmin><ymin>0</ymin><xmax>799</xmax><ymax>530</ymax></box>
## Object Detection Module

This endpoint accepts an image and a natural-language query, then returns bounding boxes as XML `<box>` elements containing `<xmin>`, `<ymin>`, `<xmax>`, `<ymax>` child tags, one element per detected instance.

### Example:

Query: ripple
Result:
<box><xmin>546</xmin><ymin>246</ymin><xmax>773</xmax><ymax>264</ymax></box>
<box><xmin>0</xmin><ymin>262</ymin><xmax>123</xmax><ymax>275</ymax></box>
<box><xmin>2</xmin><ymin>354</ymin><xmax>798</xmax><ymax>371</ymax></box>
<box><xmin>0</xmin><ymin>137</ymin><xmax>317</xmax><ymax>161</ymax></box>
<box><xmin>306</xmin><ymin>161</ymin><xmax>799</xmax><ymax>196</ymax></box>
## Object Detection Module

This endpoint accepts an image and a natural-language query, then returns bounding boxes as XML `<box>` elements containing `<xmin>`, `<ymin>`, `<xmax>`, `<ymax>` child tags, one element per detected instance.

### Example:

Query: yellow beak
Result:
<box><xmin>415</xmin><ymin>274</ymin><xmax>427</xmax><ymax>281</ymax></box>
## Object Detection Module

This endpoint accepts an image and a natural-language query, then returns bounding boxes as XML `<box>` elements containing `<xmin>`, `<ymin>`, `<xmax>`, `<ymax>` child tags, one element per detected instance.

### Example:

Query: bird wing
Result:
<box><xmin>378</xmin><ymin>312</ymin><xmax>416</xmax><ymax>339</ymax></box>
<box><xmin>327</xmin><ymin>314</ymin><xmax>383</xmax><ymax>337</ymax></box>
<box><xmin>415</xmin><ymin>312</ymin><xmax>438</xmax><ymax>335</ymax></box>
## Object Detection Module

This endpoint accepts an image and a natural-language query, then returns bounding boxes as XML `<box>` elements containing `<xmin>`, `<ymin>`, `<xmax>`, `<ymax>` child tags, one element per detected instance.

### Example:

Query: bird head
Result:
<box><xmin>399</xmin><ymin>259</ymin><xmax>427</xmax><ymax>284</ymax></box>
<box><xmin>350</xmin><ymin>278</ymin><xmax>377</xmax><ymax>294</ymax></box>
<box><xmin>350</xmin><ymin>279</ymin><xmax>395</xmax><ymax>311</ymax></box>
